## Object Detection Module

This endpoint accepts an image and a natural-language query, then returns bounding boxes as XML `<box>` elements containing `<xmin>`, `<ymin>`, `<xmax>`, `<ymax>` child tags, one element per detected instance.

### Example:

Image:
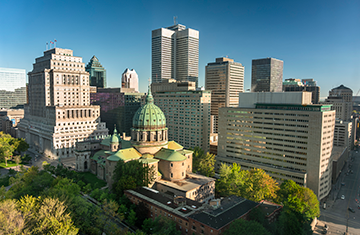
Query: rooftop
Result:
<box><xmin>156</xmin><ymin>173</ymin><xmax>215</xmax><ymax>192</ymax></box>
<box><xmin>188</xmin><ymin>195</ymin><xmax>259</xmax><ymax>230</ymax></box>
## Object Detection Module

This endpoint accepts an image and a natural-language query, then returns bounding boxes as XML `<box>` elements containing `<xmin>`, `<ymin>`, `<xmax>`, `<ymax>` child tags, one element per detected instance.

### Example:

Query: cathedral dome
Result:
<box><xmin>132</xmin><ymin>88</ymin><xmax>166</xmax><ymax>130</ymax></box>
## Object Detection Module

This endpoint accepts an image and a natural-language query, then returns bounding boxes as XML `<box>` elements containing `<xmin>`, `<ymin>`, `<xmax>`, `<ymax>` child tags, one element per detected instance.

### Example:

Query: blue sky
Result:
<box><xmin>0</xmin><ymin>0</ymin><xmax>359</xmax><ymax>97</ymax></box>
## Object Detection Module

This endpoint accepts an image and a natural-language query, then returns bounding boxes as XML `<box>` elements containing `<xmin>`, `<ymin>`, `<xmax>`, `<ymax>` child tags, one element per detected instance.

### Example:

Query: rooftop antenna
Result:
<box><xmin>173</xmin><ymin>16</ymin><xmax>177</xmax><ymax>25</ymax></box>
<box><xmin>46</xmin><ymin>42</ymin><xmax>48</xmax><ymax>50</ymax></box>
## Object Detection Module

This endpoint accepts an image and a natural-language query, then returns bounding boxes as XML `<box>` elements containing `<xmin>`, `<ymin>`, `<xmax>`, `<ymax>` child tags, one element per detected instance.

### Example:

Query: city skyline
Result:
<box><xmin>0</xmin><ymin>0</ymin><xmax>359</xmax><ymax>97</ymax></box>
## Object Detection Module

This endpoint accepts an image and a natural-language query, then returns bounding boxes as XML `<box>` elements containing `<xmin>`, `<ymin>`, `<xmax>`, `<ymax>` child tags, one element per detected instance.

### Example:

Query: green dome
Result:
<box><xmin>110</xmin><ymin>128</ymin><xmax>120</xmax><ymax>143</ymax></box>
<box><xmin>132</xmin><ymin>88</ymin><xmax>166</xmax><ymax>130</ymax></box>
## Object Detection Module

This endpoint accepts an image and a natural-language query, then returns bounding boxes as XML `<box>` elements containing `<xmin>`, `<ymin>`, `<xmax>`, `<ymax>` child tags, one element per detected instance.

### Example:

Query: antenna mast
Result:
<box><xmin>173</xmin><ymin>16</ymin><xmax>177</xmax><ymax>25</ymax></box>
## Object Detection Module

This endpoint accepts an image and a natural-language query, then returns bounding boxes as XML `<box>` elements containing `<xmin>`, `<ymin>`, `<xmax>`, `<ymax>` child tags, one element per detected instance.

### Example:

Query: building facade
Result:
<box><xmin>324</xmin><ymin>85</ymin><xmax>353</xmax><ymax>121</ymax></box>
<box><xmin>205</xmin><ymin>57</ymin><xmax>244</xmax><ymax>133</ymax></box>
<box><xmin>17</xmin><ymin>48</ymin><xmax>108</xmax><ymax>159</ymax></box>
<box><xmin>283</xmin><ymin>78</ymin><xmax>320</xmax><ymax>104</ymax></box>
<box><xmin>152</xmin><ymin>82</ymin><xmax>211</xmax><ymax>152</ymax></box>
<box><xmin>333</xmin><ymin>120</ymin><xmax>353</xmax><ymax>151</ymax></box>
<box><xmin>0</xmin><ymin>67</ymin><xmax>27</xmax><ymax>109</ymax></box>
<box><xmin>91</xmin><ymin>88</ymin><xmax>145</xmax><ymax>135</ymax></box>
<box><xmin>85</xmin><ymin>56</ymin><xmax>106</xmax><ymax>88</ymax></box>
<box><xmin>217</xmin><ymin>92</ymin><xmax>335</xmax><ymax>200</ymax></box>
<box><xmin>0</xmin><ymin>109</ymin><xmax>24</xmax><ymax>137</ymax></box>
<box><xmin>251</xmin><ymin>58</ymin><xmax>283</xmax><ymax>92</ymax></box>
<box><xmin>122</xmin><ymin>68</ymin><xmax>139</xmax><ymax>92</ymax></box>
<box><xmin>152</xmin><ymin>24</ymin><xmax>199</xmax><ymax>86</ymax></box>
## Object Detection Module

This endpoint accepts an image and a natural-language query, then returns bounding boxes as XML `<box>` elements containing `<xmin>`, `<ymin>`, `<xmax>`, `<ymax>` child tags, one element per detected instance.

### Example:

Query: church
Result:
<box><xmin>75</xmin><ymin>88</ymin><xmax>215</xmax><ymax>202</ymax></box>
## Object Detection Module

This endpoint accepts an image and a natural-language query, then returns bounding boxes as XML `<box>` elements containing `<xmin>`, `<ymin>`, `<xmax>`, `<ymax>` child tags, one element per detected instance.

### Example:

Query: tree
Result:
<box><xmin>0</xmin><ymin>132</ymin><xmax>15</xmax><ymax>166</ymax></box>
<box><xmin>197</xmin><ymin>152</ymin><xmax>215</xmax><ymax>177</ymax></box>
<box><xmin>191</xmin><ymin>146</ymin><xmax>205</xmax><ymax>173</ymax></box>
<box><xmin>13</xmin><ymin>155</ymin><xmax>21</xmax><ymax>171</ymax></box>
<box><xmin>276</xmin><ymin>208</ymin><xmax>312</xmax><ymax>235</ymax></box>
<box><xmin>242</xmin><ymin>168</ymin><xmax>279</xmax><ymax>202</ymax></box>
<box><xmin>127</xmin><ymin>209</ymin><xmax>137</xmax><ymax>226</ymax></box>
<box><xmin>151</xmin><ymin>216</ymin><xmax>181</xmax><ymax>235</ymax></box>
<box><xmin>224</xmin><ymin>219</ymin><xmax>271</xmax><ymax>235</ymax></box>
<box><xmin>216</xmin><ymin>163</ymin><xmax>248</xmax><ymax>197</ymax></box>
<box><xmin>276</xmin><ymin>180</ymin><xmax>319</xmax><ymax>220</ymax></box>
<box><xmin>112</xmin><ymin>160</ymin><xmax>155</xmax><ymax>196</ymax></box>
<box><xmin>10</xmin><ymin>138</ymin><xmax>29</xmax><ymax>154</ymax></box>
<box><xmin>0</xmin><ymin>199</ymin><xmax>25</xmax><ymax>235</ymax></box>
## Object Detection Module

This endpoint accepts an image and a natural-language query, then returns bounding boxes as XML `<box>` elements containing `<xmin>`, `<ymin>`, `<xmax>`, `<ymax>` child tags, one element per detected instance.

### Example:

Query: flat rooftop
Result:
<box><xmin>188</xmin><ymin>195</ymin><xmax>259</xmax><ymax>230</ymax></box>
<box><xmin>156</xmin><ymin>173</ymin><xmax>215</xmax><ymax>192</ymax></box>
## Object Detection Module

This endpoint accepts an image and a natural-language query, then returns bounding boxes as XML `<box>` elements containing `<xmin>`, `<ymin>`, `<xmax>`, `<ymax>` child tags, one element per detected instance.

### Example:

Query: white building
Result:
<box><xmin>152</xmin><ymin>24</ymin><xmax>199</xmax><ymax>86</ymax></box>
<box><xmin>122</xmin><ymin>68</ymin><xmax>139</xmax><ymax>92</ymax></box>
<box><xmin>217</xmin><ymin>92</ymin><xmax>335</xmax><ymax>200</ymax></box>
<box><xmin>17</xmin><ymin>48</ymin><xmax>108</xmax><ymax>159</ymax></box>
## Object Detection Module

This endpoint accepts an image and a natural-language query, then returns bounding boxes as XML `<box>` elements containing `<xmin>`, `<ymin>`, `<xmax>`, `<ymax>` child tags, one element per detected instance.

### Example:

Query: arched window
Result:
<box><xmin>84</xmin><ymin>161</ymin><xmax>88</xmax><ymax>170</ymax></box>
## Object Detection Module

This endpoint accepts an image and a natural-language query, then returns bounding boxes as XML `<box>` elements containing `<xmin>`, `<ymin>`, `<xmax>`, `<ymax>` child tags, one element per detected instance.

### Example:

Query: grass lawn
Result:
<box><xmin>0</xmin><ymin>160</ymin><xmax>21</xmax><ymax>169</ymax></box>
<box><xmin>78</xmin><ymin>172</ymin><xmax>107</xmax><ymax>189</ymax></box>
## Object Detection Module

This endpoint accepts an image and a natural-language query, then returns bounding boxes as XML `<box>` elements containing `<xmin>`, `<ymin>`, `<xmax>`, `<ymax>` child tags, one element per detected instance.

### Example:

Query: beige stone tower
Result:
<box><xmin>18</xmin><ymin>48</ymin><xmax>108</xmax><ymax>159</ymax></box>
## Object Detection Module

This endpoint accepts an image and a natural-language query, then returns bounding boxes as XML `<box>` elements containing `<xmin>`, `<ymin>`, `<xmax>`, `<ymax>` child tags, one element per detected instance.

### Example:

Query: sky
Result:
<box><xmin>0</xmin><ymin>0</ymin><xmax>359</xmax><ymax>98</ymax></box>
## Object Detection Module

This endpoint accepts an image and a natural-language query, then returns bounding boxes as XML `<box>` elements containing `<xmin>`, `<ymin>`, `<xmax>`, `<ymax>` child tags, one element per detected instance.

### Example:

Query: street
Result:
<box><xmin>317</xmin><ymin>149</ymin><xmax>360</xmax><ymax>235</ymax></box>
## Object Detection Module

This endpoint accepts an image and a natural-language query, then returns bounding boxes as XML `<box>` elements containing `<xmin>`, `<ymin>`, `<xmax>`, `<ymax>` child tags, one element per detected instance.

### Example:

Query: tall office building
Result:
<box><xmin>217</xmin><ymin>92</ymin><xmax>335</xmax><ymax>200</ymax></box>
<box><xmin>205</xmin><ymin>57</ymin><xmax>244</xmax><ymax>133</ymax></box>
<box><xmin>122</xmin><ymin>68</ymin><xmax>139</xmax><ymax>92</ymax></box>
<box><xmin>324</xmin><ymin>85</ymin><xmax>353</xmax><ymax>121</ymax></box>
<box><xmin>18</xmin><ymin>48</ymin><xmax>108</xmax><ymax>159</ymax></box>
<box><xmin>152</xmin><ymin>80</ymin><xmax>210</xmax><ymax>152</ymax></box>
<box><xmin>283</xmin><ymin>78</ymin><xmax>320</xmax><ymax>104</ymax></box>
<box><xmin>152</xmin><ymin>23</ymin><xmax>199</xmax><ymax>86</ymax></box>
<box><xmin>85</xmin><ymin>55</ymin><xmax>106</xmax><ymax>88</ymax></box>
<box><xmin>251</xmin><ymin>58</ymin><xmax>283</xmax><ymax>92</ymax></box>
<box><xmin>0</xmin><ymin>68</ymin><xmax>27</xmax><ymax>109</ymax></box>
<box><xmin>91</xmin><ymin>88</ymin><xmax>145</xmax><ymax>135</ymax></box>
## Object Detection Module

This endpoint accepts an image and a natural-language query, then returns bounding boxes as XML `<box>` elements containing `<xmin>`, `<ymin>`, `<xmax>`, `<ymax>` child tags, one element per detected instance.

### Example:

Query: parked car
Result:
<box><xmin>348</xmin><ymin>207</ymin><xmax>355</xmax><ymax>213</ymax></box>
<box><xmin>341</xmin><ymin>182</ymin><xmax>345</xmax><ymax>186</ymax></box>
<box><xmin>341</xmin><ymin>195</ymin><xmax>345</xmax><ymax>200</ymax></box>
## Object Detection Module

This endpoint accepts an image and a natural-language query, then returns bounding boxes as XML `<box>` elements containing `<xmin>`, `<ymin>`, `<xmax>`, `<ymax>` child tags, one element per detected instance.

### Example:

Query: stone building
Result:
<box><xmin>75</xmin><ymin>88</ymin><xmax>215</xmax><ymax>202</ymax></box>
<box><xmin>17</xmin><ymin>48</ymin><xmax>108</xmax><ymax>159</ymax></box>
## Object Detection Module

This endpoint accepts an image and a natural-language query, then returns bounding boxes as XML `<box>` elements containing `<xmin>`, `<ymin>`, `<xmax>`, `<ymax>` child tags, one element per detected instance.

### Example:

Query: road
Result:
<box><xmin>317</xmin><ymin>148</ymin><xmax>360</xmax><ymax>235</ymax></box>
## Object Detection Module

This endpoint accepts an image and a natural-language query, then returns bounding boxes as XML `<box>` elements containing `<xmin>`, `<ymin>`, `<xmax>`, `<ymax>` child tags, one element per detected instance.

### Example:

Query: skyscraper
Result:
<box><xmin>251</xmin><ymin>58</ymin><xmax>283</xmax><ymax>92</ymax></box>
<box><xmin>152</xmin><ymin>23</ymin><xmax>199</xmax><ymax>86</ymax></box>
<box><xmin>205</xmin><ymin>57</ymin><xmax>244</xmax><ymax>133</ymax></box>
<box><xmin>122</xmin><ymin>68</ymin><xmax>139</xmax><ymax>92</ymax></box>
<box><xmin>18</xmin><ymin>48</ymin><xmax>108</xmax><ymax>159</ymax></box>
<box><xmin>0</xmin><ymin>67</ymin><xmax>27</xmax><ymax>109</ymax></box>
<box><xmin>85</xmin><ymin>55</ymin><xmax>106</xmax><ymax>88</ymax></box>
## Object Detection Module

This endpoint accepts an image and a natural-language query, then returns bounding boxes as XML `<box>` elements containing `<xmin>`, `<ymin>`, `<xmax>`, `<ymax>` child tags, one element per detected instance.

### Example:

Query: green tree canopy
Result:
<box><xmin>243</xmin><ymin>168</ymin><xmax>279</xmax><ymax>202</ymax></box>
<box><xmin>216</xmin><ymin>163</ymin><xmax>278</xmax><ymax>202</ymax></box>
<box><xmin>276</xmin><ymin>180</ymin><xmax>320</xmax><ymax>220</ymax></box>
<box><xmin>191</xmin><ymin>147</ymin><xmax>215</xmax><ymax>177</ymax></box>
<box><xmin>112</xmin><ymin>160</ymin><xmax>155</xmax><ymax>196</ymax></box>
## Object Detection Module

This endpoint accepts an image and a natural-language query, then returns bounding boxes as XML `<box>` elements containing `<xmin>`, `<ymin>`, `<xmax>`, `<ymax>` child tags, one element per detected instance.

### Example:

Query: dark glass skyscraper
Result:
<box><xmin>85</xmin><ymin>56</ymin><xmax>106</xmax><ymax>88</ymax></box>
<box><xmin>251</xmin><ymin>58</ymin><xmax>283</xmax><ymax>92</ymax></box>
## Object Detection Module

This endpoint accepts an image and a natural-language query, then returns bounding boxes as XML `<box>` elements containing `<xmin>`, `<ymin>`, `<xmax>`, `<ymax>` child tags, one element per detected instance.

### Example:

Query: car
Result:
<box><xmin>348</xmin><ymin>207</ymin><xmax>355</xmax><ymax>213</ymax></box>
<box><xmin>341</xmin><ymin>182</ymin><xmax>345</xmax><ymax>186</ymax></box>
<box><xmin>341</xmin><ymin>195</ymin><xmax>345</xmax><ymax>200</ymax></box>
